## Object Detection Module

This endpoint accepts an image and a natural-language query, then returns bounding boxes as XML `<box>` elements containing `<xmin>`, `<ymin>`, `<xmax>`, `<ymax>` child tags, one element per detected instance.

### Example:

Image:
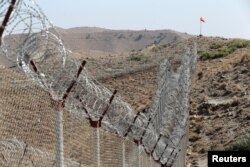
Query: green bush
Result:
<box><xmin>197</xmin><ymin>50</ymin><xmax>203</xmax><ymax>54</ymax></box>
<box><xmin>200</xmin><ymin>52</ymin><xmax>211</xmax><ymax>60</ymax></box>
<box><xmin>151</xmin><ymin>43</ymin><xmax>171</xmax><ymax>52</ymax></box>
<box><xmin>210</xmin><ymin>43</ymin><xmax>223</xmax><ymax>49</ymax></box>
<box><xmin>225</xmin><ymin>133</ymin><xmax>250</xmax><ymax>151</ymax></box>
<box><xmin>129</xmin><ymin>52</ymin><xmax>150</xmax><ymax>62</ymax></box>
<box><xmin>227</xmin><ymin>40</ymin><xmax>250</xmax><ymax>49</ymax></box>
<box><xmin>199</xmin><ymin>39</ymin><xmax>250</xmax><ymax>60</ymax></box>
<box><xmin>161</xmin><ymin>43</ymin><xmax>171</xmax><ymax>48</ymax></box>
<box><xmin>129</xmin><ymin>55</ymin><xmax>142</xmax><ymax>61</ymax></box>
<box><xmin>228</xmin><ymin>46</ymin><xmax>237</xmax><ymax>53</ymax></box>
<box><xmin>200</xmin><ymin>49</ymin><xmax>229</xmax><ymax>60</ymax></box>
<box><xmin>216</xmin><ymin>48</ymin><xmax>230</xmax><ymax>57</ymax></box>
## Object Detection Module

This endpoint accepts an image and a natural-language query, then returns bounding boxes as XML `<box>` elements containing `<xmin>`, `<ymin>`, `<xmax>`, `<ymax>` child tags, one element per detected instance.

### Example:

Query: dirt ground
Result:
<box><xmin>187</xmin><ymin>49</ymin><xmax>250</xmax><ymax>166</ymax></box>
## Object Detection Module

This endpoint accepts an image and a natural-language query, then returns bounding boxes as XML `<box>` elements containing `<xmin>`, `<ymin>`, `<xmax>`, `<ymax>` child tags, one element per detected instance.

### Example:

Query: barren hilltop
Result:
<box><xmin>55</xmin><ymin>26</ymin><xmax>190</xmax><ymax>53</ymax></box>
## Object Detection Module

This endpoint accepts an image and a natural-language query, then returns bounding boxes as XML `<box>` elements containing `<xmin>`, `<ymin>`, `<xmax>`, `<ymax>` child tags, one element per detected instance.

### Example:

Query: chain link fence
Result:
<box><xmin>0</xmin><ymin>0</ymin><xmax>197</xmax><ymax>166</ymax></box>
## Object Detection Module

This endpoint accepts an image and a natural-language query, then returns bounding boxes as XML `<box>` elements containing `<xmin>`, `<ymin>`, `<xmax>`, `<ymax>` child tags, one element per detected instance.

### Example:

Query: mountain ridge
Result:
<box><xmin>52</xmin><ymin>26</ymin><xmax>191</xmax><ymax>53</ymax></box>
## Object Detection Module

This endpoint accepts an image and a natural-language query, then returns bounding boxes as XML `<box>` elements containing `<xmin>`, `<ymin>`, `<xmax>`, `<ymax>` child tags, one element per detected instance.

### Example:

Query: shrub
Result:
<box><xmin>151</xmin><ymin>44</ymin><xmax>170</xmax><ymax>52</ymax></box>
<box><xmin>225</xmin><ymin>133</ymin><xmax>250</xmax><ymax>151</ymax></box>
<box><xmin>197</xmin><ymin>50</ymin><xmax>203</xmax><ymax>54</ymax></box>
<box><xmin>228</xmin><ymin>47</ymin><xmax>236</xmax><ymax>53</ymax></box>
<box><xmin>200</xmin><ymin>50</ymin><xmax>229</xmax><ymax>60</ymax></box>
<box><xmin>129</xmin><ymin>54</ymin><xmax>142</xmax><ymax>61</ymax></box>
<box><xmin>215</xmin><ymin>48</ymin><xmax>230</xmax><ymax>57</ymax></box>
<box><xmin>199</xmin><ymin>39</ymin><xmax>250</xmax><ymax>60</ymax></box>
<box><xmin>161</xmin><ymin>43</ymin><xmax>171</xmax><ymax>48</ymax></box>
<box><xmin>129</xmin><ymin>52</ymin><xmax>150</xmax><ymax>62</ymax></box>
<box><xmin>200</xmin><ymin>52</ymin><xmax>211</xmax><ymax>60</ymax></box>
<box><xmin>210</xmin><ymin>43</ymin><xmax>223</xmax><ymax>49</ymax></box>
<box><xmin>227</xmin><ymin>40</ymin><xmax>250</xmax><ymax>49</ymax></box>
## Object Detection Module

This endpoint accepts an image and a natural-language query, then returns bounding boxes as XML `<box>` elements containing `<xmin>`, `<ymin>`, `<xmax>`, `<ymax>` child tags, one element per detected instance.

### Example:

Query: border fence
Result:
<box><xmin>0</xmin><ymin>0</ymin><xmax>197</xmax><ymax>166</ymax></box>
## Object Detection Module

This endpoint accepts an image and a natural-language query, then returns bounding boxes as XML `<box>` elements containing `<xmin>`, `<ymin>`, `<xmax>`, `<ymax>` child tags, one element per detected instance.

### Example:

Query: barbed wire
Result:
<box><xmin>0</xmin><ymin>0</ymin><xmax>197</xmax><ymax>166</ymax></box>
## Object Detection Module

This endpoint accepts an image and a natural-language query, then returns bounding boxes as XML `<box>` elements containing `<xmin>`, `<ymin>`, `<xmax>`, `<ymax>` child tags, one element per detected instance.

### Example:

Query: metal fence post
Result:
<box><xmin>56</xmin><ymin>110</ymin><xmax>64</xmax><ymax>167</ymax></box>
<box><xmin>122</xmin><ymin>141</ymin><xmax>126</xmax><ymax>167</ymax></box>
<box><xmin>96</xmin><ymin>127</ymin><xmax>100</xmax><ymax>167</ymax></box>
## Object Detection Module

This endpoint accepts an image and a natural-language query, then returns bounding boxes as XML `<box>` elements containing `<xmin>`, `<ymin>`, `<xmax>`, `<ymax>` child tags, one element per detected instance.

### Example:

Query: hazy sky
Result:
<box><xmin>35</xmin><ymin>0</ymin><xmax>250</xmax><ymax>39</ymax></box>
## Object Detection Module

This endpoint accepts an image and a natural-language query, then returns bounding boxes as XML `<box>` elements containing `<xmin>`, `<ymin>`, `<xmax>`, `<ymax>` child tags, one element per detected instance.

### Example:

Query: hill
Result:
<box><xmin>0</xmin><ymin>27</ymin><xmax>190</xmax><ymax>68</ymax></box>
<box><xmin>55</xmin><ymin>27</ymin><xmax>191</xmax><ymax>53</ymax></box>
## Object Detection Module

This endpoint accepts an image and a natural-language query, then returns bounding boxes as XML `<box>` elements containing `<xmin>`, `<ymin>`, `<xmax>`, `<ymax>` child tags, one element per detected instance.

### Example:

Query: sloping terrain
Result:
<box><xmin>0</xmin><ymin>27</ymin><xmax>190</xmax><ymax>69</ymax></box>
<box><xmin>187</xmin><ymin>49</ymin><xmax>250</xmax><ymax>166</ymax></box>
<box><xmin>56</xmin><ymin>27</ymin><xmax>191</xmax><ymax>53</ymax></box>
<box><xmin>101</xmin><ymin>66</ymin><xmax>158</xmax><ymax>112</ymax></box>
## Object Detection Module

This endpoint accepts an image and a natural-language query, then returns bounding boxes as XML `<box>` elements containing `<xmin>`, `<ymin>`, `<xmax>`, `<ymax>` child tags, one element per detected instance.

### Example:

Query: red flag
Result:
<box><xmin>200</xmin><ymin>17</ymin><xmax>205</xmax><ymax>23</ymax></box>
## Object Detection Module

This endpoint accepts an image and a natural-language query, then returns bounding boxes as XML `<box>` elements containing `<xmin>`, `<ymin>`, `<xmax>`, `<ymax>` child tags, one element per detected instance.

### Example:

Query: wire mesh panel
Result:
<box><xmin>63</xmin><ymin>111</ymin><xmax>95</xmax><ymax>167</ymax></box>
<box><xmin>0</xmin><ymin>0</ymin><xmax>197</xmax><ymax>166</ymax></box>
<box><xmin>99</xmin><ymin>129</ymin><xmax>121</xmax><ymax>167</ymax></box>
<box><xmin>0</xmin><ymin>67</ymin><xmax>57</xmax><ymax>166</ymax></box>
<box><xmin>0</xmin><ymin>54</ymin><xmax>195</xmax><ymax>167</ymax></box>
<box><xmin>139</xmin><ymin>149</ymin><xmax>149</xmax><ymax>167</ymax></box>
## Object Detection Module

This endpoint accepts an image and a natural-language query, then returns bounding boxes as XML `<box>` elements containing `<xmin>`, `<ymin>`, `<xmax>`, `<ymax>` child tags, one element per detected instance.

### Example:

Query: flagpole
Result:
<box><xmin>199</xmin><ymin>17</ymin><xmax>205</xmax><ymax>37</ymax></box>
<box><xmin>200</xmin><ymin>20</ymin><xmax>202</xmax><ymax>36</ymax></box>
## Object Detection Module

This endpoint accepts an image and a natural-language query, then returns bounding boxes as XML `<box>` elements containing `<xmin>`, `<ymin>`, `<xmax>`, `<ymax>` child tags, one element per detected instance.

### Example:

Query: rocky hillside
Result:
<box><xmin>188</xmin><ymin>48</ymin><xmax>250</xmax><ymax>166</ymax></box>
<box><xmin>55</xmin><ymin>27</ymin><xmax>191</xmax><ymax>53</ymax></box>
<box><xmin>0</xmin><ymin>27</ymin><xmax>191</xmax><ymax>68</ymax></box>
